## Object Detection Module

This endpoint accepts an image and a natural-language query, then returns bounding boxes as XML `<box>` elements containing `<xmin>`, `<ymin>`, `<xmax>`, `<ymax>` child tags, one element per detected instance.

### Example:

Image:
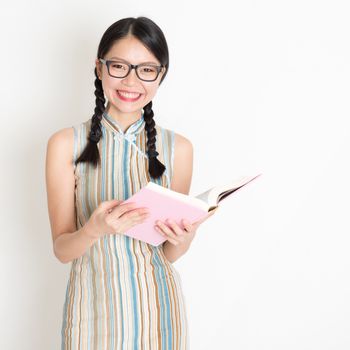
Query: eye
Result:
<box><xmin>112</xmin><ymin>63</ymin><xmax>126</xmax><ymax>69</ymax></box>
<box><xmin>141</xmin><ymin>66</ymin><xmax>157</xmax><ymax>73</ymax></box>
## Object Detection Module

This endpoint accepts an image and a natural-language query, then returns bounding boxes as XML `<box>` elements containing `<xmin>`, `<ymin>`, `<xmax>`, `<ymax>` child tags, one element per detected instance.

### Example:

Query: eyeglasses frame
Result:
<box><xmin>99</xmin><ymin>58</ymin><xmax>164</xmax><ymax>82</ymax></box>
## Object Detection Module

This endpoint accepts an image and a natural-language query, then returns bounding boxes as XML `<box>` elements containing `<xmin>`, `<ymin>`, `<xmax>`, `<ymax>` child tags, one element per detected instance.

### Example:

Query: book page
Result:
<box><xmin>195</xmin><ymin>174</ymin><xmax>262</xmax><ymax>207</ymax></box>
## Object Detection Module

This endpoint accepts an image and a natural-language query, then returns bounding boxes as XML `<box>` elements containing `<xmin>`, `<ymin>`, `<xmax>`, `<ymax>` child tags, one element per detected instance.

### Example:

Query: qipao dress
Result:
<box><xmin>61</xmin><ymin>111</ymin><xmax>189</xmax><ymax>349</ymax></box>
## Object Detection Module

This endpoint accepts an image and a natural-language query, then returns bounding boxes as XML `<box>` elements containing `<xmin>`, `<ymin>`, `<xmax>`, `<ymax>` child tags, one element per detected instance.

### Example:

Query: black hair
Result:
<box><xmin>75</xmin><ymin>16</ymin><xmax>169</xmax><ymax>179</ymax></box>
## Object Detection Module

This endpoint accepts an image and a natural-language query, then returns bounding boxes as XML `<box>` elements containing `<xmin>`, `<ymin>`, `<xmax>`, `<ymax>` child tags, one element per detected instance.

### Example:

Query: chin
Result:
<box><xmin>109</xmin><ymin>102</ymin><xmax>142</xmax><ymax>114</ymax></box>
<box><xmin>115</xmin><ymin>98</ymin><xmax>147</xmax><ymax>110</ymax></box>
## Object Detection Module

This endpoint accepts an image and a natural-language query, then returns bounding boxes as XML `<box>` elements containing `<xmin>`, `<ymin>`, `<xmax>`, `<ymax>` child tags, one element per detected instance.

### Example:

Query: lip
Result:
<box><xmin>116</xmin><ymin>90</ymin><xmax>142</xmax><ymax>102</ymax></box>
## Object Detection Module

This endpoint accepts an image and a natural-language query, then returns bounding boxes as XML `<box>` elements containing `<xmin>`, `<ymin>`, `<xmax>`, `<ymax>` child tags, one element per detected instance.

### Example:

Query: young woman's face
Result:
<box><xmin>95</xmin><ymin>35</ymin><xmax>165</xmax><ymax>118</ymax></box>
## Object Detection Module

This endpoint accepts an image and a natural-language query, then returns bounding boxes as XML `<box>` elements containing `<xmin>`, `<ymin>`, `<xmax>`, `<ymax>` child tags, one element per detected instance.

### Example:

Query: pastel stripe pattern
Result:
<box><xmin>61</xmin><ymin>111</ymin><xmax>189</xmax><ymax>349</ymax></box>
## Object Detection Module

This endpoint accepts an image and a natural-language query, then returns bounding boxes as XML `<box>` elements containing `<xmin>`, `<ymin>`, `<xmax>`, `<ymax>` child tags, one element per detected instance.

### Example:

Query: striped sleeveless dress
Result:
<box><xmin>61</xmin><ymin>110</ymin><xmax>189</xmax><ymax>349</ymax></box>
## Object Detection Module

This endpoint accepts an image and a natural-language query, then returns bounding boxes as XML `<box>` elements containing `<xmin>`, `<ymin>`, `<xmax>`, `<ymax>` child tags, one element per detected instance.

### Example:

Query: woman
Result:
<box><xmin>45</xmin><ymin>16</ymin><xmax>216</xmax><ymax>349</ymax></box>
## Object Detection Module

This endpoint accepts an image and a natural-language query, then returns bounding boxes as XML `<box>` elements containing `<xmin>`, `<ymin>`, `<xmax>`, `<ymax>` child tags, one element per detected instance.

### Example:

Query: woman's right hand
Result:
<box><xmin>84</xmin><ymin>199</ymin><xmax>150</xmax><ymax>240</ymax></box>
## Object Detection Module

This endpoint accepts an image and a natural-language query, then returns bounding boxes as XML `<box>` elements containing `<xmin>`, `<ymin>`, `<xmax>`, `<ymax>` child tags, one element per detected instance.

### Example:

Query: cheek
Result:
<box><xmin>102</xmin><ymin>77</ymin><xmax>120</xmax><ymax>91</ymax></box>
<box><xmin>144</xmin><ymin>85</ymin><xmax>158</xmax><ymax>98</ymax></box>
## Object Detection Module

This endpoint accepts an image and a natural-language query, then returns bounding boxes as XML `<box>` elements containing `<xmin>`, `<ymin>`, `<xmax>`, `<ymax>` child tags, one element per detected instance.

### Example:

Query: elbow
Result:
<box><xmin>57</xmin><ymin>256</ymin><xmax>71</xmax><ymax>264</ymax></box>
<box><xmin>53</xmin><ymin>238</ymin><xmax>72</xmax><ymax>264</ymax></box>
<box><xmin>55</xmin><ymin>254</ymin><xmax>69</xmax><ymax>264</ymax></box>
<box><xmin>58</xmin><ymin>258</ymin><xmax>71</xmax><ymax>265</ymax></box>
<box><xmin>53</xmin><ymin>249</ymin><xmax>71</xmax><ymax>264</ymax></box>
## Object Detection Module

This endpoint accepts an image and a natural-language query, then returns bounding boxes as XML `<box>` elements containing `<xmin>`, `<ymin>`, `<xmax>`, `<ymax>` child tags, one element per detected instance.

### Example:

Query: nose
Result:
<box><xmin>122</xmin><ymin>67</ymin><xmax>139</xmax><ymax>86</ymax></box>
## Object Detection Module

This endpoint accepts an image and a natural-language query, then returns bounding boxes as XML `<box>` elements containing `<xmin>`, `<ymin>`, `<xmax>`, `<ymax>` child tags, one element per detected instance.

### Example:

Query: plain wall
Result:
<box><xmin>1</xmin><ymin>0</ymin><xmax>349</xmax><ymax>349</ymax></box>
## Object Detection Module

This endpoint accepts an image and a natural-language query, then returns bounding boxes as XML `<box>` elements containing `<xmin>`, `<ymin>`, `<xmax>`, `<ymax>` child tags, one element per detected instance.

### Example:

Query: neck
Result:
<box><xmin>105</xmin><ymin>103</ymin><xmax>143</xmax><ymax>133</ymax></box>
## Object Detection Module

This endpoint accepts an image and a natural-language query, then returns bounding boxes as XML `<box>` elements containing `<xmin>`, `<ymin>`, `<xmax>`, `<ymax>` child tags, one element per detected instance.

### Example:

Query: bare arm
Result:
<box><xmin>45</xmin><ymin>127</ymin><xmax>149</xmax><ymax>264</ymax></box>
<box><xmin>52</xmin><ymin>228</ymin><xmax>99</xmax><ymax>264</ymax></box>
<box><xmin>45</xmin><ymin>127</ymin><xmax>99</xmax><ymax>263</ymax></box>
<box><xmin>162</xmin><ymin>133</ymin><xmax>194</xmax><ymax>263</ymax></box>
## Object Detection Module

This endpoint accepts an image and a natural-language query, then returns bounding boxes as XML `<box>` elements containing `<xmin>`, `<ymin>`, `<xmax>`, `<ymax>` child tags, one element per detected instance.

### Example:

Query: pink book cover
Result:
<box><xmin>121</xmin><ymin>174</ymin><xmax>262</xmax><ymax>247</ymax></box>
<box><xmin>122</xmin><ymin>182</ymin><xmax>208</xmax><ymax>247</ymax></box>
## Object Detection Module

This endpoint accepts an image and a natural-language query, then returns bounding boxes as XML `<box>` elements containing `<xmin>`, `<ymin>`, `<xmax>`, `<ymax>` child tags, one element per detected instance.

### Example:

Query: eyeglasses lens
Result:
<box><xmin>108</xmin><ymin>61</ymin><xmax>159</xmax><ymax>81</ymax></box>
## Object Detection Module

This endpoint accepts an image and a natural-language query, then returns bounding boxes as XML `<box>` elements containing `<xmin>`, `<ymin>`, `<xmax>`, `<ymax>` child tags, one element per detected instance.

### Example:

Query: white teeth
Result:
<box><xmin>118</xmin><ymin>90</ymin><xmax>141</xmax><ymax>98</ymax></box>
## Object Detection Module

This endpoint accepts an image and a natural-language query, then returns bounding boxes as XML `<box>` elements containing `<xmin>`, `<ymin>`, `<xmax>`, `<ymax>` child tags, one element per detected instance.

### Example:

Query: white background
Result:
<box><xmin>1</xmin><ymin>0</ymin><xmax>349</xmax><ymax>349</ymax></box>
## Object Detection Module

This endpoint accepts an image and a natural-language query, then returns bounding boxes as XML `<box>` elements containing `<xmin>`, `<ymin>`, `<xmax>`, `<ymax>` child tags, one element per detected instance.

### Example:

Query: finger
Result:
<box><xmin>164</xmin><ymin>222</ymin><xmax>186</xmax><ymax>244</ymax></box>
<box><xmin>164</xmin><ymin>219</ymin><xmax>185</xmax><ymax>236</ymax></box>
<box><xmin>124</xmin><ymin>208</ymin><xmax>150</xmax><ymax>220</ymax></box>
<box><xmin>112</xmin><ymin>202</ymin><xmax>140</xmax><ymax>216</ymax></box>
<box><xmin>181</xmin><ymin>219</ymin><xmax>193</xmax><ymax>233</ymax></box>
<box><xmin>157</xmin><ymin>228</ymin><xmax>179</xmax><ymax>246</ymax></box>
<box><xmin>156</xmin><ymin>221</ymin><xmax>175</xmax><ymax>237</ymax></box>
<box><xmin>155</xmin><ymin>221</ymin><xmax>180</xmax><ymax>242</ymax></box>
<box><xmin>100</xmin><ymin>199</ymin><xmax>123</xmax><ymax>211</ymax></box>
<box><xmin>116</xmin><ymin>212</ymin><xmax>149</xmax><ymax>232</ymax></box>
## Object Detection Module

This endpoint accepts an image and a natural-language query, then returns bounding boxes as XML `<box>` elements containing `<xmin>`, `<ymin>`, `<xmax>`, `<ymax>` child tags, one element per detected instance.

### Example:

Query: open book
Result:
<box><xmin>122</xmin><ymin>173</ymin><xmax>262</xmax><ymax>246</ymax></box>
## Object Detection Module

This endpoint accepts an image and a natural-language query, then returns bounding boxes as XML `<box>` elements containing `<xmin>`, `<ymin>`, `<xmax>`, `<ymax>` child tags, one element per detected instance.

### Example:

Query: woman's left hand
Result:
<box><xmin>154</xmin><ymin>207</ymin><xmax>219</xmax><ymax>246</ymax></box>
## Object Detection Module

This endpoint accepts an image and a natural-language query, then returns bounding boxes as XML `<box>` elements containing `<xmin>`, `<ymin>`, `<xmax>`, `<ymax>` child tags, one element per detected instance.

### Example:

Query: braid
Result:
<box><xmin>143</xmin><ymin>100</ymin><xmax>166</xmax><ymax>179</ymax></box>
<box><xmin>75</xmin><ymin>68</ymin><xmax>105</xmax><ymax>167</ymax></box>
<box><xmin>75</xmin><ymin>69</ymin><xmax>166</xmax><ymax>179</ymax></box>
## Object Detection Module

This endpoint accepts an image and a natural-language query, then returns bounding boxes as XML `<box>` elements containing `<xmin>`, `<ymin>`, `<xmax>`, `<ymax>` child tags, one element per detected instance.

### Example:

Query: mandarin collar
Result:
<box><xmin>100</xmin><ymin>111</ymin><xmax>148</xmax><ymax>157</ymax></box>
<box><xmin>101</xmin><ymin>111</ymin><xmax>145</xmax><ymax>137</ymax></box>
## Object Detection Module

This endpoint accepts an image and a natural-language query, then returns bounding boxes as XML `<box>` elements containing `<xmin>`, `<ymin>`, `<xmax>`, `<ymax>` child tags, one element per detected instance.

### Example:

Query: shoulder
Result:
<box><xmin>46</xmin><ymin>119</ymin><xmax>91</xmax><ymax>153</ymax></box>
<box><xmin>155</xmin><ymin>124</ymin><xmax>193</xmax><ymax>150</ymax></box>
<box><xmin>174</xmin><ymin>131</ymin><xmax>193</xmax><ymax>155</ymax></box>
<box><xmin>155</xmin><ymin>124</ymin><xmax>193</xmax><ymax>165</ymax></box>
<box><xmin>47</xmin><ymin>127</ymin><xmax>75</xmax><ymax>162</ymax></box>
<box><xmin>47</xmin><ymin>127</ymin><xmax>73</xmax><ymax>154</ymax></box>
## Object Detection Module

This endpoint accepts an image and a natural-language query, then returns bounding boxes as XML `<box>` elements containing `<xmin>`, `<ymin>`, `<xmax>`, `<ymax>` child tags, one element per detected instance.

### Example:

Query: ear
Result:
<box><xmin>157</xmin><ymin>66</ymin><xmax>166</xmax><ymax>85</ymax></box>
<box><xmin>95</xmin><ymin>58</ymin><xmax>102</xmax><ymax>79</ymax></box>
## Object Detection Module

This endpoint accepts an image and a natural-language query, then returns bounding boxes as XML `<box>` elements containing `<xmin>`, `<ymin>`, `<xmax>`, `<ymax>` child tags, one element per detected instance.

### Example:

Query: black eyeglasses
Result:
<box><xmin>99</xmin><ymin>58</ymin><xmax>164</xmax><ymax>82</ymax></box>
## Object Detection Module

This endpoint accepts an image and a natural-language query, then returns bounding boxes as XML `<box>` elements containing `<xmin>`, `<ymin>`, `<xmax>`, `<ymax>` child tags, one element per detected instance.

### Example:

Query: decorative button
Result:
<box><xmin>114</xmin><ymin>133</ymin><xmax>136</xmax><ymax>143</ymax></box>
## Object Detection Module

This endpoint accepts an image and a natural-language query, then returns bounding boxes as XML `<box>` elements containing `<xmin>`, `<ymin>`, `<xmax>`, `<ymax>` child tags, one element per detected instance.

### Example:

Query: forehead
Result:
<box><xmin>106</xmin><ymin>35</ymin><xmax>160</xmax><ymax>65</ymax></box>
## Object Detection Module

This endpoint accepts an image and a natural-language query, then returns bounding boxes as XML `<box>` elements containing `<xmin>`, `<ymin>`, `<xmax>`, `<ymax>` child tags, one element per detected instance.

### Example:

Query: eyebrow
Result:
<box><xmin>108</xmin><ymin>56</ymin><xmax>159</xmax><ymax>65</ymax></box>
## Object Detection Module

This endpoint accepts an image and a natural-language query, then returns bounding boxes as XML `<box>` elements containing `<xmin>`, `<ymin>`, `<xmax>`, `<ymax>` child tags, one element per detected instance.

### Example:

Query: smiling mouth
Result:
<box><xmin>116</xmin><ymin>90</ymin><xmax>142</xmax><ymax>101</ymax></box>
